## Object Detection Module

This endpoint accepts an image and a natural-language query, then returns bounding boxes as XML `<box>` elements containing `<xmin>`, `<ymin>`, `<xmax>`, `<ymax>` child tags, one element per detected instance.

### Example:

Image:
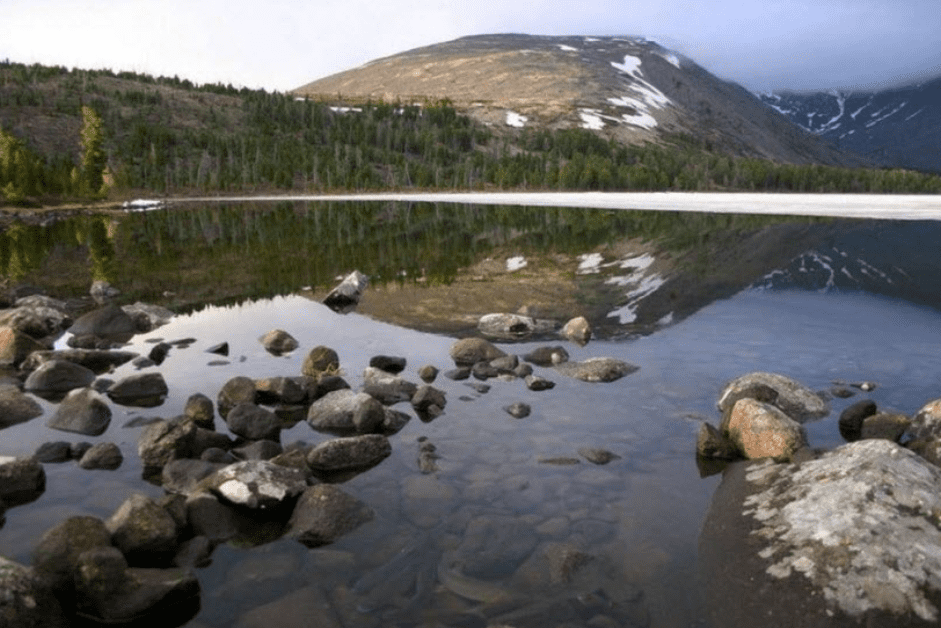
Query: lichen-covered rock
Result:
<box><xmin>47</xmin><ymin>387</ymin><xmax>112</xmax><ymax>436</ymax></box>
<box><xmin>718</xmin><ymin>372</ymin><xmax>830</xmax><ymax>422</ymax></box>
<box><xmin>722</xmin><ymin>398</ymin><xmax>808</xmax><ymax>461</ymax></box>
<box><xmin>184</xmin><ymin>392</ymin><xmax>215</xmax><ymax>428</ymax></box>
<box><xmin>449</xmin><ymin>337</ymin><xmax>506</xmax><ymax>366</ymax></box>
<box><xmin>907</xmin><ymin>398</ymin><xmax>941</xmax><ymax>441</ymax></box>
<box><xmin>703</xmin><ymin>440</ymin><xmax>941</xmax><ymax>625</ymax></box>
<box><xmin>301</xmin><ymin>345</ymin><xmax>340</xmax><ymax>378</ymax></box>
<box><xmin>554</xmin><ymin>357</ymin><xmax>638</xmax><ymax>383</ymax></box>
<box><xmin>200</xmin><ymin>460</ymin><xmax>308</xmax><ymax>509</ymax></box>
<box><xmin>285</xmin><ymin>484</ymin><xmax>374</xmax><ymax>548</ymax></box>
<box><xmin>0</xmin><ymin>456</ymin><xmax>45</xmax><ymax>506</ymax></box>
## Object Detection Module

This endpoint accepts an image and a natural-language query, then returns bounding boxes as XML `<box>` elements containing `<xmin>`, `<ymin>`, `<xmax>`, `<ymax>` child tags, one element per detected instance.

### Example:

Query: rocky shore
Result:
<box><xmin>697</xmin><ymin>371</ymin><xmax>941</xmax><ymax>626</ymax></box>
<box><xmin>0</xmin><ymin>275</ymin><xmax>639</xmax><ymax>627</ymax></box>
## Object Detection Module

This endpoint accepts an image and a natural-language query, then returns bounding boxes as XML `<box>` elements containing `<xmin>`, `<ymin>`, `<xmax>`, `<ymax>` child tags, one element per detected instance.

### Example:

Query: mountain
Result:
<box><xmin>758</xmin><ymin>76</ymin><xmax>941</xmax><ymax>173</ymax></box>
<box><xmin>295</xmin><ymin>34</ymin><xmax>861</xmax><ymax>167</ymax></box>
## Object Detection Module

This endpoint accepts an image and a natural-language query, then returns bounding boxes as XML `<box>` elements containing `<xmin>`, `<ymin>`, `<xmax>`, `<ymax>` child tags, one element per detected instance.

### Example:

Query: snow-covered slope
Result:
<box><xmin>759</xmin><ymin>76</ymin><xmax>941</xmax><ymax>173</ymax></box>
<box><xmin>295</xmin><ymin>34</ymin><xmax>858</xmax><ymax>166</ymax></box>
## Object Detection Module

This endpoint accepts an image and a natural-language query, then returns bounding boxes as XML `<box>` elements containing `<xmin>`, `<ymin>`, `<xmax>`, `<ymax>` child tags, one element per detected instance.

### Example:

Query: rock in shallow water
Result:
<box><xmin>553</xmin><ymin>357</ymin><xmax>638</xmax><ymax>383</ymax></box>
<box><xmin>718</xmin><ymin>371</ymin><xmax>829</xmax><ymax>422</ymax></box>
<box><xmin>286</xmin><ymin>484</ymin><xmax>374</xmax><ymax>548</ymax></box>
<box><xmin>201</xmin><ymin>460</ymin><xmax>309</xmax><ymax>509</ymax></box>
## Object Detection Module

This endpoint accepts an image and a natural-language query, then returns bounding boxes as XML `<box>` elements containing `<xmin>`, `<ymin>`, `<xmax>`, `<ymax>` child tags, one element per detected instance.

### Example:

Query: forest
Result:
<box><xmin>1</xmin><ymin>60</ymin><xmax>940</xmax><ymax>206</ymax></box>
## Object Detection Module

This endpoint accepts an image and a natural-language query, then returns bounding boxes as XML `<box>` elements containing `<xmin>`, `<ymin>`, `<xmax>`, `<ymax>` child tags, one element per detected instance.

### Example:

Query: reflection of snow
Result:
<box><xmin>330</xmin><ymin>106</ymin><xmax>363</xmax><ymax>113</ymax></box>
<box><xmin>558</xmin><ymin>44</ymin><xmax>578</xmax><ymax>52</ymax></box>
<box><xmin>577</xmin><ymin>253</ymin><xmax>604</xmax><ymax>273</ymax></box>
<box><xmin>507</xmin><ymin>256</ymin><xmax>528</xmax><ymax>271</ymax></box>
<box><xmin>604</xmin><ymin>253</ymin><xmax>663</xmax><ymax>323</ymax></box>
<box><xmin>506</xmin><ymin>111</ymin><xmax>528</xmax><ymax>128</ymax></box>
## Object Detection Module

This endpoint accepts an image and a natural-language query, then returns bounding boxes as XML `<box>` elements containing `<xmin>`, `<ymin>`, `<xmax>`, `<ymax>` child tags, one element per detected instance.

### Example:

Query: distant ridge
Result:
<box><xmin>295</xmin><ymin>34</ymin><xmax>861</xmax><ymax>166</ymax></box>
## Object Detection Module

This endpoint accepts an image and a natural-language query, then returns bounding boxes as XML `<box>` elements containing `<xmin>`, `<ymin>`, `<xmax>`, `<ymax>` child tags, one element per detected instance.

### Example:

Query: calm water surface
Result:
<box><xmin>2</xmin><ymin>202</ymin><xmax>941</xmax><ymax>627</ymax></box>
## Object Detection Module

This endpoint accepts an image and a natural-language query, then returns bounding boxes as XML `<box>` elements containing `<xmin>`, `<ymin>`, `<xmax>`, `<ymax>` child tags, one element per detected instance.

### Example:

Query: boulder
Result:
<box><xmin>0</xmin><ymin>456</ymin><xmax>45</xmax><ymax>506</ymax></box>
<box><xmin>286</xmin><ymin>484</ymin><xmax>375</xmax><ymax>548</ymax></box>
<box><xmin>906</xmin><ymin>398</ymin><xmax>941</xmax><ymax>441</ymax></box>
<box><xmin>380</xmin><ymin>407</ymin><xmax>411</xmax><ymax>436</ymax></box>
<box><xmin>107</xmin><ymin>372</ymin><xmax>169</xmax><ymax>406</ymax></box>
<box><xmin>260</xmin><ymin>329</ymin><xmax>299</xmax><ymax>355</ymax></box>
<box><xmin>718</xmin><ymin>372</ymin><xmax>830</xmax><ymax>423</ymax></box>
<box><xmin>137</xmin><ymin>418</ymin><xmax>198</xmax><ymax>470</ymax></box>
<box><xmin>449</xmin><ymin>337</ymin><xmax>506</xmax><ymax>366</ymax></box>
<box><xmin>184</xmin><ymin>392</ymin><xmax>215</xmax><ymax>428</ymax></box>
<box><xmin>225</xmin><ymin>402</ymin><xmax>281</xmax><ymax>442</ymax></box>
<box><xmin>32</xmin><ymin>516</ymin><xmax>112</xmax><ymax>592</ymax></box>
<box><xmin>306</xmin><ymin>434</ymin><xmax>392</xmax><ymax>473</ymax></box>
<box><xmin>838</xmin><ymin>399</ymin><xmax>877</xmax><ymax>442</ymax></box>
<box><xmin>47</xmin><ymin>387</ymin><xmax>112</xmax><ymax>436</ymax></box>
<box><xmin>78</xmin><ymin>443</ymin><xmax>123</xmax><ymax>470</ymax></box>
<box><xmin>561</xmin><ymin>316</ymin><xmax>592</xmax><ymax>345</ymax></box>
<box><xmin>23</xmin><ymin>359</ymin><xmax>96</xmax><ymax>395</ymax></box>
<box><xmin>106</xmin><ymin>493</ymin><xmax>180</xmax><ymax>564</ymax></box>
<box><xmin>700</xmin><ymin>440</ymin><xmax>941</xmax><ymax>627</ymax></box>
<box><xmin>0</xmin><ymin>555</ymin><xmax>68</xmax><ymax>628</ymax></box>
<box><xmin>68</xmin><ymin>304</ymin><xmax>137</xmax><ymax>338</ymax></box>
<box><xmin>523</xmin><ymin>346</ymin><xmax>570</xmax><ymax>367</ymax></box>
<box><xmin>184</xmin><ymin>492</ymin><xmax>242</xmax><ymax>543</ymax></box>
<box><xmin>0</xmin><ymin>382</ymin><xmax>43</xmax><ymax>429</ymax></box>
<box><xmin>191</xmin><ymin>428</ymin><xmax>234</xmax><ymax>458</ymax></box>
<box><xmin>217</xmin><ymin>375</ymin><xmax>258</xmax><ymax>418</ymax></box>
<box><xmin>301</xmin><ymin>346</ymin><xmax>340</xmax><ymax>378</ymax></box>
<box><xmin>199</xmin><ymin>460</ymin><xmax>309</xmax><ymax>509</ymax></box>
<box><xmin>306</xmin><ymin>389</ymin><xmax>385</xmax><ymax>435</ymax></box>
<box><xmin>361</xmin><ymin>366</ymin><xmax>418</xmax><ymax>405</ymax></box>
<box><xmin>0</xmin><ymin>325</ymin><xmax>46</xmax><ymax>366</ymax></box>
<box><xmin>323</xmin><ymin>270</ymin><xmax>368</xmax><ymax>313</ymax></box>
<box><xmin>723</xmin><ymin>398</ymin><xmax>808</xmax><ymax>461</ymax></box>
<box><xmin>554</xmin><ymin>357</ymin><xmax>639</xmax><ymax>383</ymax></box>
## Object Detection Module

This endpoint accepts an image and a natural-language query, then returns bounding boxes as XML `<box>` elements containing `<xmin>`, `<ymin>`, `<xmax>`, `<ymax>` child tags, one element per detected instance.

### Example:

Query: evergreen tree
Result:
<box><xmin>79</xmin><ymin>105</ymin><xmax>107</xmax><ymax>196</ymax></box>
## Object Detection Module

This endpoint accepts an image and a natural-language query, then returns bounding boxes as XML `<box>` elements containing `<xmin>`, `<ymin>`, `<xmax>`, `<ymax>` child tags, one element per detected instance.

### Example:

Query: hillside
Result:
<box><xmin>295</xmin><ymin>34</ymin><xmax>861</xmax><ymax>167</ymax></box>
<box><xmin>758</xmin><ymin>76</ymin><xmax>941</xmax><ymax>173</ymax></box>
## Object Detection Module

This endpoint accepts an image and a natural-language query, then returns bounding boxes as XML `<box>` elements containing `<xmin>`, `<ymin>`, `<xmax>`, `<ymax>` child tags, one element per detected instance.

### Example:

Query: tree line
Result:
<box><xmin>1</xmin><ymin>60</ymin><xmax>939</xmax><ymax>206</ymax></box>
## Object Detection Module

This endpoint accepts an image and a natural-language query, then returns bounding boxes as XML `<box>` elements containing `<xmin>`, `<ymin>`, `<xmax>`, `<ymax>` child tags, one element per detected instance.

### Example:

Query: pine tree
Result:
<box><xmin>79</xmin><ymin>105</ymin><xmax>107</xmax><ymax>196</ymax></box>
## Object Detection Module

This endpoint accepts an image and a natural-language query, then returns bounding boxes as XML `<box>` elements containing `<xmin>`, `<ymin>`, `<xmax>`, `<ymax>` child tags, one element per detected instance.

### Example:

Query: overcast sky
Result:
<box><xmin>2</xmin><ymin>0</ymin><xmax>939</xmax><ymax>93</ymax></box>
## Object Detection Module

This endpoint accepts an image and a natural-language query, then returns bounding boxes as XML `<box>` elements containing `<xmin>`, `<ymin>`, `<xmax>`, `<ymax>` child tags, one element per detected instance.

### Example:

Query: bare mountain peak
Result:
<box><xmin>294</xmin><ymin>34</ymin><xmax>858</xmax><ymax>166</ymax></box>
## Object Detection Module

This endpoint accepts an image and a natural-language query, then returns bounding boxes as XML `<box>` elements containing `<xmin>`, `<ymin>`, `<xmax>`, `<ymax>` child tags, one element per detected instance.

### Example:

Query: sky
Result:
<box><xmin>1</xmin><ymin>0</ymin><xmax>939</xmax><ymax>94</ymax></box>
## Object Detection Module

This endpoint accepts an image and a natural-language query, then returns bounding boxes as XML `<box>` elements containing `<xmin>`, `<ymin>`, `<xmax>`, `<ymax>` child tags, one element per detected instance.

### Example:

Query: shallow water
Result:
<box><xmin>4</xmin><ymin>284</ymin><xmax>941</xmax><ymax>627</ymax></box>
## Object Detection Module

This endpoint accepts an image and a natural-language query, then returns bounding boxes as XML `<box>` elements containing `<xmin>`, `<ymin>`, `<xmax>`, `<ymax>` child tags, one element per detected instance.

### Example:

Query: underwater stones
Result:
<box><xmin>718</xmin><ymin>372</ymin><xmax>829</xmax><ymax>423</ymax></box>
<box><xmin>47</xmin><ymin>387</ymin><xmax>112</xmax><ymax>436</ymax></box>
<box><xmin>286</xmin><ymin>484</ymin><xmax>375</xmax><ymax>548</ymax></box>
<box><xmin>554</xmin><ymin>357</ymin><xmax>639</xmax><ymax>383</ymax></box>
<box><xmin>723</xmin><ymin>398</ymin><xmax>808</xmax><ymax>461</ymax></box>
<box><xmin>75</xmin><ymin>562</ymin><xmax>200</xmax><ymax>625</ymax></box>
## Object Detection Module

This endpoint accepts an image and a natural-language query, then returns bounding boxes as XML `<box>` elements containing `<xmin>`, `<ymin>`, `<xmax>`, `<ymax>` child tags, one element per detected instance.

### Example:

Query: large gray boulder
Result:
<box><xmin>68</xmin><ymin>303</ymin><xmax>137</xmax><ymax>338</ymax></box>
<box><xmin>718</xmin><ymin>372</ymin><xmax>830</xmax><ymax>422</ymax></box>
<box><xmin>700</xmin><ymin>439</ymin><xmax>941</xmax><ymax>627</ymax></box>
<box><xmin>721</xmin><ymin>398</ymin><xmax>808</xmax><ymax>461</ymax></box>
<box><xmin>0</xmin><ymin>555</ymin><xmax>68</xmax><ymax>628</ymax></box>
<box><xmin>47</xmin><ymin>387</ymin><xmax>112</xmax><ymax>436</ymax></box>
<box><xmin>199</xmin><ymin>460</ymin><xmax>308</xmax><ymax>510</ymax></box>
<box><xmin>306</xmin><ymin>389</ymin><xmax>385</xmax><ymax>435</ymax></box>
<box><xmin>0</xmin><ymin>455</ymin><xmax>45</xmax><ymax>506</ymax></box>
<box><xmin>285</xmin><ymin>484</ymin><xmax>375</xmax><ymax>548</ymax></box>
<box><xmin>0</xmin><ymin>382</ymin><xmax>43</xmax><ymax>429</ymax></box>
<box><xmin>78</xmin><ymin>442</ymin><xmax>124</xmax><ymax>470</ymax></box>
<box><xmin>554</xmin><ymin>357</ymin><xmax>639</xmax><ymax>382</ymax></box>
<box><xmin>449</xmin><ymin>337</ymin><xmax>506</xmax><ymax>366</ymax></box>
<box><xmin>907</xmin><ymin>398</ymin><xmax>941</xmax><ymax>441</ymax></box>
<box><xmin>23</xmin><ymin>359</ymin><xmax>96</xmax><ymax>395</ymax></box>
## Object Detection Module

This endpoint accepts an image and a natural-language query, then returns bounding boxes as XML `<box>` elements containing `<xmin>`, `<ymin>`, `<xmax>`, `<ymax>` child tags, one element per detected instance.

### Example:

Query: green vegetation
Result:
<box><xmin>1</xmin><ymin>59</ymin><xmax>939</xmax><ymax>207</ymax></box>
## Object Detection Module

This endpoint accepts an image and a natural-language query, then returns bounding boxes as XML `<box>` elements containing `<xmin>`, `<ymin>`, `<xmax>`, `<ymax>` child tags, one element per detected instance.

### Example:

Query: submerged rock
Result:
<box><xmin>554</xmin><ymin>357</ymin><xmax>638</xmax><ymax>383</ymax></box>
<box><xmin>286</xmin><ymin>484</ymin><xmax>374</xmax><ymax>548</ymax></box>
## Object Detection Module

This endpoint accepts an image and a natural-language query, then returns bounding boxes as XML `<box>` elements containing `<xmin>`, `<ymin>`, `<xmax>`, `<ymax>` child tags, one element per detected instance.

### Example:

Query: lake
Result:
<box><xmin>2</xmin><ymin>196</ymin><xmax>941</xmax><ymax>627</ymax></box>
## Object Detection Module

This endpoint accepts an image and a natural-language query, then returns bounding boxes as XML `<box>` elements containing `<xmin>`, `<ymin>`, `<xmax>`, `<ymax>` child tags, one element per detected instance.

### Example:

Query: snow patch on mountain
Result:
<box><xmin>505</xmin><ymin>111</ymin><xmax>528</xmax><ymax>128</ymax></box>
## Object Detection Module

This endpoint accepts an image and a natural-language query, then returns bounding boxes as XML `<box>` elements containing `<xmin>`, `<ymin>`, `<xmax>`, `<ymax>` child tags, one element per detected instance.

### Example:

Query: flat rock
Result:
<box><xmin>200</xmin><ymin>460</ymin><xmax>309</xmax><ymax>509</ymax></box>
<box><xmin>554</xmin><ymin>357</ymin><xmax>638</xmax><ymax>382</ymax></box>
<box><xmin>306</xmin><ymin>434</ymin><xmax>392</xmax><ymax>473</ymax></box>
